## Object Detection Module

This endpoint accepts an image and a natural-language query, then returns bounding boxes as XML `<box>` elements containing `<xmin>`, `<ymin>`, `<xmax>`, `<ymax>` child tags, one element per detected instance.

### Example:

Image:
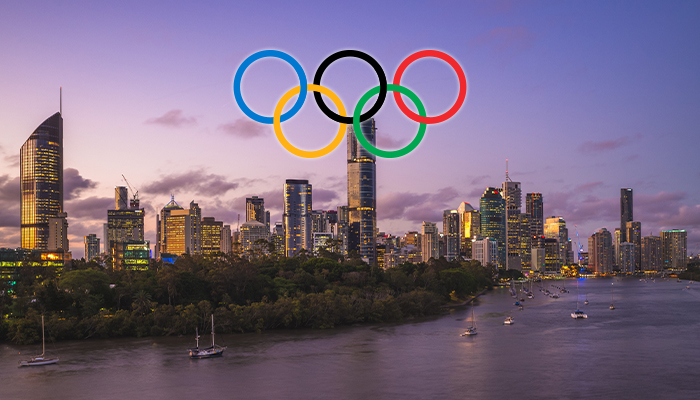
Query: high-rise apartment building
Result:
<box><xmin>421</xmin><ymin>221</ymin><xmax>439</xmax><ymax>262</ymax></box>
<box><xmin>503</xmin><ymin>175</ymin><xmax>522</xmax><ymax>270</ymax></box>
<box><xmin>456</xmin><ymin>202</ymin><xmax>480</xmax><ymax>258</ymax></box>
<box><xmin>188</xmin><ymin>201</ymin><xmax>202</xmax><ymax>254</ymax></box>
<box><xmin>526</xmin><ymin>193</ymin><xmax>544</xmax><ymax>238</ymax></box>
<box><xmin>472</xmin><ymin>237</ymin><xmax>498</xmax><ymax>267</ymax></box>
<box><xmin>589</xmin><ymin>228</ymin><xmax>613</xmax><ymax>274</ymax></box>
<box><xmin>311</xmin><ymin>210</ymin><xmax>330</xmax><ymax>234</ymax></box>
<box><xmin>284</xmin><ymin>179</ymin><xmax>312</xmax><ymax>257</ymax></box>
<box><xmin>544</xmin><ymin>216</ymin><xmax>569</xmax><ymax>266</ymax></box>
<box><xmin>480</xmin><ymin>188</ymin><xmax>505</xmax><ymax>267</ymax></box>
<box><xmin>21</xmin><ymin>112</ymin><xmax>63</xmax><ymax>250</ymax></box>
<box><xmin>336</xmin><ymin>206</ymin><xmax>349</xmax><ymax>256</ymax></box>
<box><xmin>221</xmin><ymin>225</ymin><xmax>232</xmax><ymax>254</ymax></box>
<box><xmin>271</xmin><ymin>222</ymin><xmax>285</xmax><ymax>256</ymax></box>
<box><xmin>443</xmin><ymin>210</ymin><xmax>460</xmax><ymax>261</ymax></box>
<box><xmin>84</xmin><ymin>234</ymin><xmax>100</xmax><ymax>261</ymax></box>
<box><xmin>240</xmin><ymin>220</ymin><xmax>269</xmax><ymax>254</ymax></box>
<box><xmin>518</xmin><ymin>213</ymin><xmax>532</xmax><ymax>271</ymax></box>
<box><xmin>347</xmin><ymin>119</ymin><xmax>377</xmax><ymax>265</ymax></box>
<box><xmin>625</xmin><ymin>221</ymin><xmax>641</xmax><ymax>271</ymax></box>
<box><xmin>48</xmin><ymin>212</ymin><xmax>69</xmax><ymax>251</ymax></box>
<box><xmin>619</xmin><ymin>242</ymin><xmax>636</xmax><ymax>273</ymax></box>
<box><xmin>544</xmin><ymin>238</ymin><xmax>560</xmax><ymax>272</ymax></box>
<box><xmin>201</xmin><ymin>217</ymin><xmax>223</xmax><ymax>254</ymax></box>
<box><xmin>661</xmin><ymin>229</ymin><xmax>687</xmax><ymax>270</ymax></box>
<box><xmin>620</xmin><ymin>188</ymin><xmax>633</xmax><ymax>243</ymax></box>
<box><xmin>641</xmin><ymin>235</ymin><xmax>661</xmax><ymax>272</ymax></box>
<box><xmin>614</xmin><ymin>228</ymin><xmax>622</xmax><ymax>266</ymax></box>
<box><xmin>246</xmin><ymin>196</ymin><xmax>266</xmax><ymax>224</ymax></box>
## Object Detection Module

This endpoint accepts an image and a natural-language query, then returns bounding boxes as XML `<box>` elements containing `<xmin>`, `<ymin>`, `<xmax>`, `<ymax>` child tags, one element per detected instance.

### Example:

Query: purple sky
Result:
<box><xmin>1</xmin><ymin>0</ymin><xmax>699</xmax><ymax>259</ymax></box>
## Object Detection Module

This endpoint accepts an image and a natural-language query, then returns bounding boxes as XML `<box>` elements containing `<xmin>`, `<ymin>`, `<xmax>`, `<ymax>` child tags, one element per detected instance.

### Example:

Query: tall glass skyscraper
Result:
<box><xmin>620</xmin><ymin>188</ymin><xmax>633</xmax><ymax>243</ymax></box>
<box><xmin>480</xmin><ymin>187</ymin><xmax>505</xmax><ymax>267</ymax></box>
<box><xmin>21</xmin><ymin>112</ymin><xmax>63</xmax><ymax>250</ymax></box>
<box><xmin>347</xmin><ymin>119</ymin><xmax>377</xmax><ymax>265</ymax></box>
<box><xmin>526</xmin><ymin>193</ymin><xmax>543</xmax><ymax>238</ymax></box>
<box><xmin>284</xmin><ymin>179</ymin><xmax>312</xmax><ymax>257</ymax></box>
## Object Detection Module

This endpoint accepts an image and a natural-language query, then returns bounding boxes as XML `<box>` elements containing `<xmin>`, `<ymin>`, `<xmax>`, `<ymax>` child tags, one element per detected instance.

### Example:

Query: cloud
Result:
<box><xmin>378</xmin><ymin>187</ymin><xmax>460</xmax><ymax>223</ymax></box>
<box><xmin>314</xmin><ymin>188</ymin><xmax>339</xmax><ymax>208</ymax></box>
<box><xmin>64</xmin><ymin>168</ymin><xmax>97</xmax><ymax>200</ymax></box>
<box><xmin>4</xmin><ymin>154</ymin><xmax>19</xmax><ymax>168</ymax></box>
<box><xmin>146</xmin><ymin>109</ymin><xmax>197</xmax><ymax>128</ymax></box>
<box><xmin>219</xmin><ymin>118</ymin><xmax>266</xmax><ymax>138</ymax></box>
<box><xmin>470</xmin><ymin>26</ymin><xmax>535</xmax><ymax>53</ymax></box>
<box><xmin>469</xmin><ymin>175</ymin><xmax>491</xmax><ymax>185</ymax></box>
<box><xmin>376</xmin><ymin>135</ymin><xmax>404</xmax><ymax>150</ymax></box>
<box><xmin>577</xmin><ymin>181</ymin><xmax>604</xmax><ymax>192</ymax></box>
<box><xmin>65</xmin><ymin>196</ymin><xmax>113</xmax><ymax>220</ymax></box>
<box><xmin>141</xmin><ymin>170</ymin><xmax>239</xmax><ymax>197</ymax></box>
<box><xmin>578</xmin><ymin>135</ymin><xmax>641</xmax><ymax>153</ymax></box>
<box><xmin>0</xmin><ymin>175</ymin><xmax>20</xmax><ymax>202</ymax></box>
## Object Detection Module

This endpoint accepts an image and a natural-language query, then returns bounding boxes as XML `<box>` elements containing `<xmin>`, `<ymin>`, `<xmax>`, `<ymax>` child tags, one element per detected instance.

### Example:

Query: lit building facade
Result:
<box><xmin>472</xmin><ymin>237</ymin><xmax>498</xmax><ymax>267</ymax></box>
<box><xmin>21</xmin><ymin>112</ymin><xmax>63</xmax><ymax>250</ymax></box>
<box><xmin>271</xmin><ymin>222</ymin><xmax>285</xmax><ymax>256</ymax></box>
<box><xmin>220</xmin><ymin>225</ymin><xmax>232</xmax><ymax>254</ymax></box>
<box><xmin>156</xmin><ymin>196</ymin><xmax>200</xmax><ymax>257</ymax></box>
<box><xmin>421</xmin><ymin>221</ymin><xmax>439</xmax><ymax>262</ymax></box>
<box><xmin>619</xmin><ymin>242</ymin><xmax>635</xmax><ymax>273</ymax></box>
<box><xmin>620</xmin><ymin>188</ymin><xmax>633</xmax><ymax>243</ymax></box>
<box><xmin>641</xmin><ymin>235</ymin><xmax>661</xmax><ymax>272</ymax></box>
<box><xmin>201</xmin><ymin>217</ymin><xmax>223</xmax><ymax>254</ymax></box>
<box><xmin>545</xmin><ymin>216</ymin><xmax>569</xmax><ymax>266</ymax></box>
<box><xmin>246</xmin><ymin>196</ymin><xmax>266</xmax><ymax>224</ymax></box>
<box><xmin>519</xmin><ymin>213</ymin><xmax>531</xmax><ymax>271</ymax></box>
<box><xmin>526</xmin><ymin>193</ymin><xmax>543</xmax><ymax>238</ymax></box>
<box><xmin>480</xmin><ymin>188</ymin><xmax>506</xmax><ymax>267</ymax></box>
<box><xmin>241</xmin><ymin>220</ymin><xmax>269</xmax><ymax>254</ymax></box>
<box><xmin>284</xmin><ymin>179</ymin><xmax>312</xmax><ymax>257</ymax></box>
<box><xmin>503</xmin><ymin>179</ymin><xmax>522</xmax><ymax>270</ymax></box>
<box><xmin>443</xmin><ymin>210</ymin><xmax>460</xmax><ymax>261</ymax></box>
<box><xmin>336</xmin><ymin>206</ymin><xmax>349</xmax><ymax>256</ymax></box>
<box><xmin>347</xmin><ymin>119</ymin><xmax>377</xmax><ymax>265</ymax></box>
<box><xmin>48</xmin><ymin>212</ymin><xmax>69</xmax><ymax>251</ymax></box>
<box><xmin>589</xmin><ymin>228</ymin><xmax>613</xmax><ymax>274</ymax></box>
<box><xmin>661</xmin><ymin>229</ymin><xmax>687</xmax><ymax>270</ymax></box>
<box><xmin>626</xmin><ymin>221</ymin><xmax>641</xmax><ymax>271</ymax></box>
<box><xmin>457</xmin><ymin>202</ymin><xmax>480</xmax><ymax>258</ymax></box>
<box><xmin>84</xmin><ymin>234</ymin><xmax>100</xmax><ymax>261</ymax></box>
<box><xmin>112</xmin><ymin>241</ymin><xmax>150</xmax><ymax>271</ymax></box>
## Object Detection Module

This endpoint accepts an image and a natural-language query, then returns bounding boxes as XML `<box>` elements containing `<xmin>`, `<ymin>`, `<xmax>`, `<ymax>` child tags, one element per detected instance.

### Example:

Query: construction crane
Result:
<box><xmin>121</xmin><ymin>174</ymin><xmax>139</xmax><ymax>207</ymax></box>
<box><xmin>575</xmin><ymin>225</ymin><xmax>584</xmax><ymax>265</ymax></box>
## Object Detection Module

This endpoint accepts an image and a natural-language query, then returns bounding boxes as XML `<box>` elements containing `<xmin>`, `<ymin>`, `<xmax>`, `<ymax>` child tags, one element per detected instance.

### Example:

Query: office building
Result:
<box><xmin>443</xmin><ymin>210</ymin><xmax>461</xmax><ymax>261</ymax></box>
<box><xmin>347</xmin><ymin>119</ymin><xmax>377</xmax><ymax>265</ymax></box>
<box><xmin>526</xmin><ymin>193</ymin><xmax>543</xmax><ymax>238</ymax></box>
<box><xmin>456</xmin><ymin>202</ymin><xmax>480</xmax><ymax>258</ymax></box>
<box><xmin>336</xmin><ymin>206</ymin><xmax>349</xmax><ymax>256</ymax></box>
<box><xmin>201</xmin><ymin>217</ymin><xmax>223</xmax><ymax>254</ymax></box>
<box><xmin>107</xmin><ymin>185</ymin><xmax>145</xmax><ymax>257</ymax></box>
<box><xmin>503</xmin><ymin>174</ymin><xmax>522</xmax><ymax>270</ymax></box>
<box><xmin>284</xmin><ymin>179</ymin><xmax>312</xmax><ymax>256</ymax></box>
<box><xmin>544</xmin><ymin>238</ymin><xmax>560</xmax><ymax>272</ymax></box>
<box><xmin>619</xmin><ymin>242</ymin><xmax>635</xmax><ymax>273</ymax></box>
<box><xmin>589</xmin><ymin>228</ymin><xmax>613</xmax><ymax>274</ymax></box>
<box><xmin>531</xmin><ymin>247</ymin><xmax>545</xmax><ymax>272</ymax></box>
<box><xmin>112</xmin><ymin>240</ymin><xmax>150</xmax><ymax>271</ymax></box>
<box><xmin>313</xmin><ymin>232</ymin><xmax>334</xmax><ymax>255</ymax></box>
<box><xmin>115</xmin><ymin>186</ymin><xmax>129</xmax><ymax>210</ymax></box>
<box><xmin>48</xmin><ymin>212</ymin><xmax>69</xmax><ymax>251</ymax></box>
<box><xmin>84</xmin><ymin>234</ymin><xmax>100</xmax><ymax>261</ymax></box>
<box><xmin>311</xmin><ymin>210</ymin><xmax>330</xmax><ymax>233</ymax></box>
<box><xmin>421</xmin><ymin>221</ymin><xmax>439</xmax><ymax>261</ymax></box>
<box><xmin>221</xmin><ymin>225</ymin><xmax>232</xmax><ymax>254</ymax></box>
<box><xmin>661</xmin><ymin>229</ymin><xmax>687</xmax><ymax>270</ymax></box>
<box><xmin>271</xmin><ymin>222</ymin><xmax>285</xmax><ymax>256</ymax></box>
<box><xmin>614</xmin><ymin>227</ymin><xmax>622</xmax><ymax>266</ymax></box>
<box><xmin>472</xmin><ymin>237</ymin><xmax>498</xmax><ymax>267</ymax></box>
<box><xmin>519</xmin><ymin>213</ymin><xmax>532</xmax><ymax>271</ymax></box>
<box><xmin>246</xmin><ymin>196</ymin><xmax>266</xmax><ymax>224</ymax></box>
<box><xmin>626</xmin><ymin>221</ymin><xmax>641</xmax><ymax>271</ymax></box>
<box><xmin>545</xmin><ymin>216</ymin><xmax>569</xmax><ymax>266</ymax></box>
<box><xmin>480</xmin><ymin>187</ymin><xmax>506</xmax><ymax>267</ymax></box>
<box><xmin>620</xmin><ymin>188</ymin><xmax>633</xmax><ymax>243</ymax></box>
<box><xmin>641</xmin><ymin>235</ymin><xmax>661</xmax><ymax>272</ymax></box>
<box><xmin>240</xmin><ymin>220</ymin><xmax>269</xmax><ymax>254</ymax></box>
<box><xmin>156</xmin><ymin>196</ymin><xmax>201</xmax><ymax>257</ymax></box>
<box><xmin>21</xmin><ymin>111</ymin><xmax>63</xmax><ymax>250</ymax></box>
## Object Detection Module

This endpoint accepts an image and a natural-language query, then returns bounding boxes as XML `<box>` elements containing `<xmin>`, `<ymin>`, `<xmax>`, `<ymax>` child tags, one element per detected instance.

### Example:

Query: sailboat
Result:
<box><xmin>609</xmin><ymin>283</ymin><xmax>615</xmax><ymax>310</ymax></box>
<box><xmin>19</xmin><ymin>315</ymin><xmax>59</xmax><ymax>367</ymax></box>
<box><xmin>584</xmin><ymin>286</ymin><xmax>589</xmax><ymax>305</ymax></box>
<box><xmin>461</xmin><ymin>306</ymin><xmax>477</xmax><ymax>336</ymax></box>
<box><xmin>571</xmin><ymin>280</ymin><xmax>587</xmax><ymax>319</ymax></box>
<box><xmin>189</xmin><ymin>314</ymin><xmax>227</xmax><ymax>358</ymax></box>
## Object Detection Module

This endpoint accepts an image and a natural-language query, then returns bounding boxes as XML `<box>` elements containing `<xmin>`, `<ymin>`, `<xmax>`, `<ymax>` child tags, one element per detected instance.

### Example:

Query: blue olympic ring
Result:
<box><xmin>233</xmin><ymin>50</ymin><xmax>307</xmax><ymax>124</ymax></box>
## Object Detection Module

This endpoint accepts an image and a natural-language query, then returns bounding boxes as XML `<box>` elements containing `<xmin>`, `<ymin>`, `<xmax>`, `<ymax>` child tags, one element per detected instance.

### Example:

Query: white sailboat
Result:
<box><xmin>609</xmin><ymin>283</ymin><xmax>615</xmax><ymax>310</ymax></box>
<box><xmin>19</xmin><ymin>315</ymin><xmax>58</xmax><ymax>367</ymax></box>
<box><xmin>571</xmin><ymin>280</ymin><xmax>587</xmax><ymax>319</ymax></box>
<box><xmin>189</xmin><ymin>314</ymin><xmax>227</xmax><ymax>358</ymax></box>
<box><xmin>461</xmin><ymin>306</ymin><xmax>477</xmax><ymax>336</ymax></box>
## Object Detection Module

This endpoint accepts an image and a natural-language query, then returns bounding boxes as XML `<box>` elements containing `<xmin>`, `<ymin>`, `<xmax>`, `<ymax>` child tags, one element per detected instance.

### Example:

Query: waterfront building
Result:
<box><xmin>531</xmin><ymin>247</ymin><xmax>545</xmax><ymax>272</ymax></box>
<box><xmin>526</xmin><ymin>193</ymin><xmax>543</xmax><ymax>238</ymax></box>
<box><xmin>480</xmin><ymin>187</ymin><xmax>505</xmax><ymax>267</ymax></box>
<box><xmin>626</xmin><ymin>221</ymin><xmax>642</xmax><ymax>271</ymax></box>
<box><xmin>21</xmin><ymin>111</ymin><xmax>63</xmax><ymax>250</ymax></box>
<box><xmin>246</xmin><ymin>196</ymin><xmax>266</xmax><ymax>224</ymax></box>
<box><xmin>421</xmin><ymin>222</ymin><xmax>439</xmax><ymax>261</ymax></box>
<box><xmin>472</xmin><ymin>237</ymin><xmax>498</xmax><ymax>267</ymax></box>
<box><xmin>641</xmin><ymin>235</ymin><xmax>662</xmax><ymax>272</ymax></box>
<box><xmin>503</xmin><ymin>175</ymin><xmax>522</xmax><ymax>270</ymax></box>
<box><xmin>241</xmin><ymin>220</ymin><xmax>269</xmax><ymax>254</ymax></box>
<box><xmin>284</xmin><ymin>179</ymin><xmax>312</xmax><ymax>257</ymax></box>
<box><xmin>661</xmin><ymin>230</ymin><xmax>687</xmax><ymax>270</ymax></box>
<box><xmin>589</xmin><ymin>228</ymin><xmax>613</xmax><ymax>274</ymax></box>
<box><xmin>544</xmin><ymin>238</ymin><xmax>560</xmax><ymax>272</ymax></box>
<box><xmin>201</xmin><ymin>217</ymin><xmax>223</xmax><ymax>254</ymax></box>
<box><xmin>347</xmin><ymin>119</ymin><xmax>377</xmax><ymax>265</ymax></box>
<box><xmin>221</xmin><ymin>225</ymin><xmax>232</xmax><ymax>254</ymax></box>
<box><xmin>620</xmin><ymin>188</ymin><xmax>633</xmax><ymax>243</ymax></box>
<box><xmin>48</xmin><ymin>212</ymin><xmax>69</xmax><ymax>251</ymax></box>
<box><xmin>443</xmin><ymin>210</ymin><xmax>461</xmax><ymax>261</ymax></box>
<box><xmin>619</xmin><ymin>242</ymin><xmax>636</xmax><ymax>274</ymax></box>
<box><xmin>456</xmin><ymin>202</ymin><xmax>480</xmax><ymax>258</ymax></box>
<box><xmin>84</xmin><ymin>234</ymin><xmax>100</xmax><ymax>261</ymax></box>
<box><xmin>544</xmin><ymin>217</ymin><xmax>569</xmax><ymax>266</ymax></box>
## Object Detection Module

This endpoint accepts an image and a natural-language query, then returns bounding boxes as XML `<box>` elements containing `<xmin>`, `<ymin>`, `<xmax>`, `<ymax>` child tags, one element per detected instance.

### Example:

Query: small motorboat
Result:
<box><xmin>503</xmin><ymin>316</ymin><xmax>514</xmax><ymax>325</ymax></box>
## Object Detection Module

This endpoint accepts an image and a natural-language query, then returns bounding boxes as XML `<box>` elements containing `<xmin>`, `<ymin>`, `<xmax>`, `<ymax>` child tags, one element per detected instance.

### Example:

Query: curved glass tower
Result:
<box><xmin>347</xmin><ymin>119</ymin><xmax>376</xmax><ymax>265</ymax></box>
<box><xmin>480</xmin><ymin>187</ymin><xmax>505</xmax><ymax>267</ymax></box>
<box><xmin>21</xmin><ymin>112</ymin><xmax>63</xmax><ymax>250</ymax></box>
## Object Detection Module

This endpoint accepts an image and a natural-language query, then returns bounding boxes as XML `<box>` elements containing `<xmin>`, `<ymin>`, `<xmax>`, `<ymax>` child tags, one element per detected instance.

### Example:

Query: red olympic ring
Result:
<box><xmin>392</xmin><ymin>50</ymin><xmax>467</xmax><ymax>124</ymax></box>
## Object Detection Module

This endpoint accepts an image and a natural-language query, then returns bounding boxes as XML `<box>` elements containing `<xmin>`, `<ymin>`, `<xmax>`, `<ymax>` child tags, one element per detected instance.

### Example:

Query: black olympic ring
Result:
<box><xmin>313</xmin><ymin>50</ymin><xmax>387</xmax><ymax>124</ymax></box>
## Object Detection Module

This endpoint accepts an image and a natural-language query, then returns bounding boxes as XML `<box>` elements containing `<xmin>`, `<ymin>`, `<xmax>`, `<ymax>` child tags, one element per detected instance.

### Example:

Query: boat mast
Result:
<box><xmin>41</xmin><ymin>314</ymin><xmax>45</xmax><ymax>357</ymax></box>
<box><xmin>211</xmin><ymin>314</ymin><xmax>215</xmax><ymax>347</ymax></box>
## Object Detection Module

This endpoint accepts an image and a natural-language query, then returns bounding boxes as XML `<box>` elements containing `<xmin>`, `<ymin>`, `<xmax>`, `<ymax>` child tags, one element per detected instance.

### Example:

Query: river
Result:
<box><xmin>2</xmin><ymin>278</ymin><xmax>699</xmax><ymax>399</ymax></box>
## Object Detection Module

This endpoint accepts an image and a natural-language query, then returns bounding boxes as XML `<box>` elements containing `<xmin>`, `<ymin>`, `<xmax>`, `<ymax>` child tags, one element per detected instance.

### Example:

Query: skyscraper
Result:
<box><xmin>503</xmin><ymin>169</ymin><xmax>522</xmax><ymax>270</ymax></box>
<box><xmin>156</xmin><ymin>196</ymin><xmax>198</xmax><ymax>257</ymax></box>
<box><xmin>544</xmin><ymin>216</ymin><xmax>569</xmax><ymax>266</ymax></box>
<box><xmin>620</xmin><ymin>188</ymin><xmax>633</xmax><ymax>243</ymax></box>
<box><xmin>21</xmin><ymin>112</ymin><xmax>63</xmax><ymax>250</ymax></box>
<box><xmin>336</xmin><ymin>205</ymin><xmax>349</xmax><ymax>256</ymax></box>
<box><xmin>347</xmin><ymin>119</ymin><xmax>377</xmax><ymax>265</ymax></box>
<box><xmin>189</xmin><ymin>201</ymin><xmax>202</xmax><ymax>254</ymax></box>
<box><xmin>48</xmin><ymin>212</ymin><xmax>69</xmax><ymax>251</ymax></box>
<box><xmin>115</xmin><ymin>187</ymin><xmax>129</xmax><ymax>210</ymax></box>
<box><xmin>443</xmin><ymin>210</ymin><xmax>460</xmax><ymax>261</ymax></box>
<box><xmin>421</xmin><ymin>221</ymin><xmax>439</xmax><ymax>262</ymax></box>
<box><xmin>526</xmin><ymin>193</ymin><xmax>544</xmax><ymax>238</ymax></box>
<box><xmin>283</xmin><ymin>179</ymin><xmax>312</xmax><ymax>257</ymax></box>
<box><xmin>201</xmin><ymin>217</ymin><xmax>223</xmax><ymax>254</ymax></box>
<box><xmin>480</xmin><ymin>188</ymin><xmax>506</xmax><ymax>267</ymax></box>
<box><xmin>246</xmin><ymin>196</ymin><xmax>265</xmax><ymax>224</ymax></box>
<box><xmin>107</xmin><ymin>186</ymin><xmax>145</xmax><ymax>257</ymax></box>
<box><xmin>625</xmin><ymin>221</ymin><xmax>641</xmax><ymax>271</ymax></box>
<box><xmin>641</xmin><ymin>235</ymin><xmax>661</xmax><ymax>272</ymax></box>
<box><xmin>661</xmin><ymin>229</ymin><xmax>687</xmax><ymax>270</ymax></box>
<box><xmin>589</xmin><ymin>228</ymin><xmax>613</xmax><ymax>274</ymax></box>
<box><xmin>221</xmin><ymin>225</ymin><xmax>232</xmax><ymax>254</ymax></box>
<box><xmin>456</xmin><ymin>202</ymin><xmax>480</xmax><ymax>258</ymax></box>
<box><xmin>84</xmin><ymin>234</ymin><xmax>100</xmax><ymax>261</ymax></box>
<box><xmin>619</xmin><ymin>242</ymin><xmax>635</xmax><ymax>273</ymax></box>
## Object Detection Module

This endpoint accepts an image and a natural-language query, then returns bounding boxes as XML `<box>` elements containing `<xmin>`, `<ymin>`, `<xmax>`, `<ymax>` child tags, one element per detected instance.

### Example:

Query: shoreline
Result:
<box><xmin>440</xmin><ymin>288</ymin><xmax>490</xmax><ymax>309</ymax></box>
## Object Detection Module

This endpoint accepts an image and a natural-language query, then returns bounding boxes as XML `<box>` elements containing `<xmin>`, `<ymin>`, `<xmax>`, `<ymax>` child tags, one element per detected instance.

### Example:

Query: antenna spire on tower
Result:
<box><xmin>60</xmin><ymin>87</ymin><xmax>62</xmax><ymax>115</ymax></box>
<box><xmin>505</xmin><ymin>159</ymin><xmax>512</xmax><ymax>182</ymax></box>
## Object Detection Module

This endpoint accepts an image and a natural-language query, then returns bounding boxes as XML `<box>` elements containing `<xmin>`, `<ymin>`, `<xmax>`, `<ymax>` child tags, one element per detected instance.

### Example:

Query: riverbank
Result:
<box><xmin>440</xmin><ymin>288</ymin><xmax>490</xmax><ymax>308</ymax></box>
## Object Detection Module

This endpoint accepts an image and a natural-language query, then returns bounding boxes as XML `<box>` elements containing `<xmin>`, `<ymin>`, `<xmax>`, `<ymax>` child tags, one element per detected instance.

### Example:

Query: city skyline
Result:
<box><xmin>1</xmin><ymin>1</ymin><xmax>700</xmax><ymax>258</ymax></box>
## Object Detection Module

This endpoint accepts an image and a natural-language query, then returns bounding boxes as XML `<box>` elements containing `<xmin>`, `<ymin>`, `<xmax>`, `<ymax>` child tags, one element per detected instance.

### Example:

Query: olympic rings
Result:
<box><xmin>232</xmin><ymin>49</ymin><xmax>467</xmax><ymax>158</ymax></box>
<box><xmin>353</xmin><ymin>84</ymin><xmax>426</xmax><ymax>159</ymax></box>
<box><xmin>234</xmin><ymin>50</ymin><xmax>307</xmax><ymax>124</ymax></box>
<box><xmin>313</xmin><ymin>50</ymin><xmax>387</xmax><ymax>124</ymax></box>
<box><xmin>392</xmin><ymin>50</ymin><xmax>467</xmax><ymax>124</ymax></box>
<box><xmin>274</xmin><ymin>84</ymin><xmax>347</xmax><ymax>159</ymax></box>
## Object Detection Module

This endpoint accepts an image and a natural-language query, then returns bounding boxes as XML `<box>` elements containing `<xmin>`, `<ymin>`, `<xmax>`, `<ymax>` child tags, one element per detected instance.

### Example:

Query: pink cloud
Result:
<box><xmin>146</xmin><ymin>109</ymin><xmax>197</xmax><ymax>128</ymax></box>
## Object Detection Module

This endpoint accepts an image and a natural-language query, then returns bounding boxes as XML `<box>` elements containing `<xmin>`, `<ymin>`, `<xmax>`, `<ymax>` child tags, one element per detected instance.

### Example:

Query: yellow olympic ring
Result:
<box><xmin>273</xmin><ymin>84</ymin><xmax>346</xmax><ymax>158</ymax></box>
